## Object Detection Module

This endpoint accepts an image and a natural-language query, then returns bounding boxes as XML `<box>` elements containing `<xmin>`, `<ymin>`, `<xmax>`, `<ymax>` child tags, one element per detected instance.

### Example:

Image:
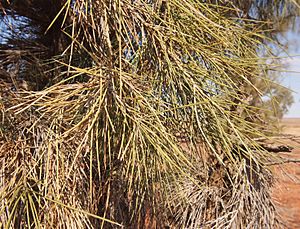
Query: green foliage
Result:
<box><xmin>0</xmin><ymin>0</ymin><xmax>298</xmax><ymax>228</ymax></box>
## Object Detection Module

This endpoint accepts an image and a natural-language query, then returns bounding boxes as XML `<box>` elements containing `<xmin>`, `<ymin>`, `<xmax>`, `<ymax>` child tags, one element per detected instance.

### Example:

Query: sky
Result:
<box><xmin>282</xmin><ymin>56</ymin><xmax>300</xmax><ymax>118</ymax></box>
<box><xmin>281</xmin><ymin>30</ymin><xmax>300</xmax><ymax>118</ymax></box>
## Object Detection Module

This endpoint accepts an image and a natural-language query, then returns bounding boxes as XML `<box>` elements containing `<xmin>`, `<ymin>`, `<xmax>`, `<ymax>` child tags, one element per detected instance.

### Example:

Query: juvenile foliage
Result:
<box><xmin>0</xmin><ymin>0</ymin><xmax>298</xmax><ymax>228</ymax></box>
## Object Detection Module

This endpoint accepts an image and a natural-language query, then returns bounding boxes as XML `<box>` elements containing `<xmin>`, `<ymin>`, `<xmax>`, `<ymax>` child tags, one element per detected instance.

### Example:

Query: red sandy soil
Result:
<box><xmin>271</xmin><ymin>118</ymin><xmax>300</xmax><ymax>229</ymax></box>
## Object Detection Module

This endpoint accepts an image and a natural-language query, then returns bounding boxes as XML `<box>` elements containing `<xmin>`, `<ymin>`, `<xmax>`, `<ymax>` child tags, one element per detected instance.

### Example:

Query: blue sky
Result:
<box><xmin>281</xmin><ymin>30</ymin><xmax>300</xmax><ymax>118</ymax></box>
<box><xmin>282</xmin><ymin>56</ymin><xmax>300</xmax><ymax>118</ymax></box>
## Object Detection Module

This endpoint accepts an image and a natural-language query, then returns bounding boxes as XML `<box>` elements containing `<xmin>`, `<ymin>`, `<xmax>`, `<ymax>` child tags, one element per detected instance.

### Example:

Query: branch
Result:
<box><xmin>260</xmin><ymin>144</ymin><xmax>293</xmax><ymax>153</ymax></box>
<box><xmin>266</xmin><ymin>159</ymin><xmax>300</xmax><ymax>166</ymax></box>
<box><xmin>253</xmin><ymin>134</ymin><xmax>300</xmax><ymax>141</ymax></box>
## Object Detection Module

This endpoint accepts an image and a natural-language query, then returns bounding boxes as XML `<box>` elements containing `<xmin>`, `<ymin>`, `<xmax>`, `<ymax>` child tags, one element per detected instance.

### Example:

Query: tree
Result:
<box><xmin>0</xmin><ymin>0</ymin><xmax>299</xmax><ymax>228</ymax></box>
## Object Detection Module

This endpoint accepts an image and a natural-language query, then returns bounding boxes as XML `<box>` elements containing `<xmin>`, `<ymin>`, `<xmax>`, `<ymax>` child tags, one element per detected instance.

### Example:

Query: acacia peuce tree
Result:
<box><xmin>0</xmin><ymin>0</ymin><xmax>298</xmax><ymax>228</ymax></box>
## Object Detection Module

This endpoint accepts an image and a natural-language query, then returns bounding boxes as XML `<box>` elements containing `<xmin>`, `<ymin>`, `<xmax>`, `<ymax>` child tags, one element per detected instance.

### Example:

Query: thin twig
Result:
<box><xmin>266</xmin><ymin>159</ymin><xmax>300</xmax><ymax>166</ymax></box>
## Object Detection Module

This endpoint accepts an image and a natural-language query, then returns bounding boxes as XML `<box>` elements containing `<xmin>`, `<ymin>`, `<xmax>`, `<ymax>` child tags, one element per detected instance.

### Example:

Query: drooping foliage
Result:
<box><xmin>0</xmin><ymin>0</ymin><xmax>298</xmax><ymax>228</ymax></box>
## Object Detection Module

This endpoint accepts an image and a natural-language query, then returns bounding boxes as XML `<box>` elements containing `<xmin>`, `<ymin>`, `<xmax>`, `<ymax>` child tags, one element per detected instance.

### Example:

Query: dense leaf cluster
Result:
<box><xmin>0</xmin><ymin>0</ymin><xmax>298</xmax><ymax>228</ymax></box>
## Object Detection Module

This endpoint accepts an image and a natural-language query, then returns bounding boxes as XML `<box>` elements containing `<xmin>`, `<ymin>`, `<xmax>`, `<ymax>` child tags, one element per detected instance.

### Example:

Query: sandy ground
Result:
<box><xmin>280</xmin><ymin>118</ymin><xmax>300</xmax><ymax>136</ymax></box>
<box><xmin>271</xmin><ymin>118</ymin><xmax>300</xmax><ymax>229</ymax></box>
